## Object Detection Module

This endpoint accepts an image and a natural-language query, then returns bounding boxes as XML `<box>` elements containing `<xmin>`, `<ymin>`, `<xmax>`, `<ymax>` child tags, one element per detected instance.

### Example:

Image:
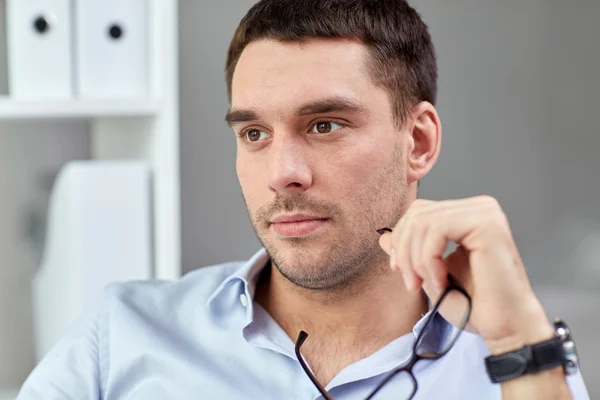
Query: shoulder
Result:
<box><xmin>94</xmin><ymin>260</ymin><xmax>249</xmax><ymax>374</ymax></box>
<box><xmin>100</xmin><ymin>260</ymin><xmax>244</xmax><ymax>316</ymax></box>
<box><xmin>92</xmin><ymin>261</ymin><xmax>249</xmax><ymax>388</ymax></box>
<box><xmin>17</xmin><ymin>261</ymin><xmax>246</xmax><ymax>399</ymax></box>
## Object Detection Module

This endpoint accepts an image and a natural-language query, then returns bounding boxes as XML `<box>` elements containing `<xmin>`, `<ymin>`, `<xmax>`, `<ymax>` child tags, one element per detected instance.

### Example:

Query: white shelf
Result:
<box><xmin>0</xmin><ymin>97</ymin><xmax>160</xmax><ymax>120</ymax></box>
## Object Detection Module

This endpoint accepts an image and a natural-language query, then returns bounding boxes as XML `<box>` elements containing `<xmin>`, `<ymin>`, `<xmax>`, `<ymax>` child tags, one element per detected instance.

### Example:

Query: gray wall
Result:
<box><xmin>179</xmin><ymin>0</ymin><xmax>261</xmax><ymax>270</ymax></box>
<box><xmin>179</xmin><ymin>0</ymin><xmax>599</xmax><ymax>395</ymax></box>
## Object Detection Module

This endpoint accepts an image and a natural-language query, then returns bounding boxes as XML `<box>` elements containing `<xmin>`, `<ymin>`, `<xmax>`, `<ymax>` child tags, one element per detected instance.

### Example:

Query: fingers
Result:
<box><xmin>397</xmin><ymin>214</ymin><xmax>423</xmax><ymax>292</ymax></box>
<box><xmin>377</xmin><ymin>198</ymin><xmax>477</xmax><ymax>294</ymax></box>
<box><xmin>378</xmin><ymin>229</ymin><xmax>421</xmax><ymax>292</ymax></box>
<box><xmin>421</xmin><ymin>225</ymin><xmax>449</xmax><ymax>290</ymax></box>
<box><xmin>378</xmin><ymin>226</ymin><xmax>450</xmax><ymax>293</ymax></box>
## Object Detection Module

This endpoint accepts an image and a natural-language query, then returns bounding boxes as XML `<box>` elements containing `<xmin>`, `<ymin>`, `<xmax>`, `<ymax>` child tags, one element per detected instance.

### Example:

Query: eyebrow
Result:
<box><xmin>224</xmin><ymin>109</ymin><xmax>259</xmax><ymax>127</ymax></box>
<box><xmin>224</xmin><ymin>96</ymin><xmax>367</xmax><ymax>127</ymax></box>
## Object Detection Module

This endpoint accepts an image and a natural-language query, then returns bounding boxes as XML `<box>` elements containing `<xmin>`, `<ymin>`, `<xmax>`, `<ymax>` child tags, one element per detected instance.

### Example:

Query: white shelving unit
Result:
<box><xmin>0</xmin><ymin>0</ymin><xmax>181</xmax><ymax>281</ymax></box>
<box><xmin>0</xmin><ymin>98</ymin><xmax>160</xmax><ymax>119</ymax></box>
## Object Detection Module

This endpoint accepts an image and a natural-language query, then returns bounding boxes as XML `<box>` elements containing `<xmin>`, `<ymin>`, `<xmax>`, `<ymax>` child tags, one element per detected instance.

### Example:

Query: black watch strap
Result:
<box><xmin>485</xmin><ymin>336</ymin><xmax>566</xmax><ymax>383</ymax></box>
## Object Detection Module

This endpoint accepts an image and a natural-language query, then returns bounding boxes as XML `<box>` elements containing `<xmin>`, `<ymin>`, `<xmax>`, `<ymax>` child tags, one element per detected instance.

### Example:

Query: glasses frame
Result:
<box><xmin>295</xmin><ymin>275</ymin><xmax>472</xmax><ymax>400</ymax></box>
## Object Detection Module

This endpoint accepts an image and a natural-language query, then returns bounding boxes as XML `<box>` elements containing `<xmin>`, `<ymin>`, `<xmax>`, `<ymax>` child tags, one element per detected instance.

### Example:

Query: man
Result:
<box><xmin>19</xmin><ymin>0</ymin><xmax>589</xmax><ymax>399</ymax></box>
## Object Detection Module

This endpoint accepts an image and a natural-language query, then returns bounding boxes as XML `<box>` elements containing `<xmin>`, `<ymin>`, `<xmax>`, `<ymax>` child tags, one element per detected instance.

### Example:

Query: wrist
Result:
<box><xmin>484</xmin><ymin>312</ymin><xmax>579</xmax><ymax>398</ymax></box>
<box><xmin>485</xmin><ymin>304</ymin><xmax>554</xmax><ymax>355</ymax></box>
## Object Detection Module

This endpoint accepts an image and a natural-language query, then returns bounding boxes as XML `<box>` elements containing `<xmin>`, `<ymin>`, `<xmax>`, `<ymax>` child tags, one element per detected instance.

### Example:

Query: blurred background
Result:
<box><xmin>0</xmin><ymin>0</ymin><xmax>598</xmax><ymax>397</ymax></box>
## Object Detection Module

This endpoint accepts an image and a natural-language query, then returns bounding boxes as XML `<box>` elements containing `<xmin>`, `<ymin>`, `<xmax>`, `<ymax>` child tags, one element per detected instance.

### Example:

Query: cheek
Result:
<box><xmin>327</xmin><ymin>143</ymin><xmax>403</xmax><ymax>226</ymax></box>
<box><xmin>329</xmin><ymin>145</ymin><xmax>389</xmax><ymax>196</ymax></box>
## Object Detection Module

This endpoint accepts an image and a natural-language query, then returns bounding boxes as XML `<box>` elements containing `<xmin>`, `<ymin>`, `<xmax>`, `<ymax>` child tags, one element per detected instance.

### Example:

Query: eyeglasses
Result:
<box><xmin>294</xmin><ymin>275</ymin><xmax>472</xmax><ymax>400</ymax></box>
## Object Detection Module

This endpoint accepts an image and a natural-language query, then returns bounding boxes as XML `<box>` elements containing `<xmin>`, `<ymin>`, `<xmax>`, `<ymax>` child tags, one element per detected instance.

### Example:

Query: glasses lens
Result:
<box><xmin>368</xmin><ymin>370</ymin><xmax>417</xmax><ymax>400</ymax></box>
<box><xmin>416</xmin><ymin>288</ymin><xmax>470</xmax><ymax>359</ymax></box>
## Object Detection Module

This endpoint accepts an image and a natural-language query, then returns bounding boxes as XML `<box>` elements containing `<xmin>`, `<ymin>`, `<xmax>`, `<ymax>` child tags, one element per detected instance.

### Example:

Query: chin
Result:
<box><xmin>267</xmin><ymin>241</ymin><xmax>320</xmax><ymax>267</ymax></box>
<box><xmin>267</xmin><ymin>243</ymin><xmax>362</xmax><ymax>289</ymax></box>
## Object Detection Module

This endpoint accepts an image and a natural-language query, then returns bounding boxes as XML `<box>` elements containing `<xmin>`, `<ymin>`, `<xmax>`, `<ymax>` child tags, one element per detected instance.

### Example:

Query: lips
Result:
<box><xmin>270</xmin><ymin>214</ymin><xmax>328</xmax><ymax>237</ymax></box>
<box><xmin>271</xmin><ymin>213</ymin><xmax>324</xmax><ymax>223</ymax></box>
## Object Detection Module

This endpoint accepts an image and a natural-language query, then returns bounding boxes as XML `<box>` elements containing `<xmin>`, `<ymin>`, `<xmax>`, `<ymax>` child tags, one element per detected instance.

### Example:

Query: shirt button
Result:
<box><xmin>240</xmin><ymin>293</ymin><xmax>249</xmax><ymax>307</ymax></box>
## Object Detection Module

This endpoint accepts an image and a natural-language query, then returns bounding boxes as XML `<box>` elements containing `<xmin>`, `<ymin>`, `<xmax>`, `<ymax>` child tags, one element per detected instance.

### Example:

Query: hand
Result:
<box><xmin>378</xmin><ymin>195</ymin><xmax>555</xmax><ymax>353</ymax></box>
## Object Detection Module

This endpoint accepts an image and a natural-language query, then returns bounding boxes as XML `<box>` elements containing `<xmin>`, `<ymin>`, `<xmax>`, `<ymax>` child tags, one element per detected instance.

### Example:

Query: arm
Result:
<box><xmin>499</xmin><ymin>366</ymin><xmax>572</xmax><ymax>400</ymax></box>
<box><xmin>17</xmin><ymin>288</ymin><xmax>111</xmax><ymax>400</ymax></box>
<box><xmin>485</xmin><ymin>306</ymin><xmax>576</xmax><ymax>400</ymax></box>
<box><xmin>378</xmin><ymin>196</ymin><xmax>590</xmax><ymax>400</ymax></box>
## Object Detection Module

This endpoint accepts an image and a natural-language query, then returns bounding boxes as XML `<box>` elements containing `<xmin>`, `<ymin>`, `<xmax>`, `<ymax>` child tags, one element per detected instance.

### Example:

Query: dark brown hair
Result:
<box><xmin>225</xmin><ymin>0</ymin><xmax>437</xmax><ymax>125</ymax></box>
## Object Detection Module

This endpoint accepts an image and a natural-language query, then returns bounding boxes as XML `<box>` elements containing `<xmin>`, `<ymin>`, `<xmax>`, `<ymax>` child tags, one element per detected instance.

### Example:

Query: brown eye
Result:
<box><xmin>316</xmin><ymin>122</ymin><xmax>331</xmax><ymax>133</ymax></box>
<box><xmin>310</xmin><ymin>121</ymin><xmax>342</xmax><ymax>134</ymax></box>
<box><xmin>246</xmin><ymin>129</ymin><xmax>263</xmax><ymax>142</ymax></box>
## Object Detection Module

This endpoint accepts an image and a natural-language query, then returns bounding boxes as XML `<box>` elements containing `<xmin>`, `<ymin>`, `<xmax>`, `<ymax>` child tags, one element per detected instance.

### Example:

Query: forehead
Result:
<box><xmin>231</xmin><ymin>38</ymin><xmax>384</xmax><ymax>112</ymax></box>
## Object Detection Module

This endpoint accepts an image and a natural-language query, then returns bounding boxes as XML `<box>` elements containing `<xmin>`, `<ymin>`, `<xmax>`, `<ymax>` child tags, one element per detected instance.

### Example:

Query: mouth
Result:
<box><xmin>270</xmin><ymin>214</ymin><xmax>329</xmax><ymax>237</ymax></box>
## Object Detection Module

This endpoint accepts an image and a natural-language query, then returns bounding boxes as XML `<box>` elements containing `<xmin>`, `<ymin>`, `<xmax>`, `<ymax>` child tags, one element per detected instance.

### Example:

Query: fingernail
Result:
<box><xmin>376</xmin><ymin>227</ymin><xmax>393</xmax><ymax>235</ymax></box>
<box><xmin>390</xmin><ymin>248</ymin><xmax>397</xmax><ymax>270</ymax></box>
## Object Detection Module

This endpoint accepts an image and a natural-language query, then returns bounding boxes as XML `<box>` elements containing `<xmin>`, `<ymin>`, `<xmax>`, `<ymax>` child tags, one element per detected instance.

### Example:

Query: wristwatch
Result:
<box><xmin>485</xmin><ymin>318</ymin><xmax>579</xmax><ymax>383</ymax></box>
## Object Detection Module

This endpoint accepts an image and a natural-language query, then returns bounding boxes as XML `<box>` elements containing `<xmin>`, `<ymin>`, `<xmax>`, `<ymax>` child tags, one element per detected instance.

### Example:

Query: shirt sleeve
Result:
<box><xmin>568</xmin><ymin>369</ymin><xmax>591</xmax><ymax>400</ymax></box>
<box><xmin>17</xmin><ymin>286</ymin><xmax>114</xmax><ymax>400</ymax></box>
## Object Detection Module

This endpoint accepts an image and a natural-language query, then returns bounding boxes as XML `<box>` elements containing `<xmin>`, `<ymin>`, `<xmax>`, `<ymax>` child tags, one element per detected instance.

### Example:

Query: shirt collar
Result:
<box><xmin>206</xmin><ymin>248</ymin><xmax>269</xmax><ymax>307</ymax></box>
<box><xmin>206</xmin><ymin>248</ymin><xmax>452</xmax><ymax>349</ymax></box>
<box><xmin>206</xmin><ymin>248</ymin><xmax>269</xmax><ymax>329</ymax></box>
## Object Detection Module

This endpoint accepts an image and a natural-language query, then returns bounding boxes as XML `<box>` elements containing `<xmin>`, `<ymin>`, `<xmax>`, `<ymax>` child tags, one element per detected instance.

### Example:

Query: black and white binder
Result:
<box><xmin>74</xmin><ymin>0</ymin><xmax>148</xmax><ymax>98</ymax></box>
<box><xmin>6</xmin><ymin>0</ymin><xmax>73</xmax><ymax>99</ymax></box>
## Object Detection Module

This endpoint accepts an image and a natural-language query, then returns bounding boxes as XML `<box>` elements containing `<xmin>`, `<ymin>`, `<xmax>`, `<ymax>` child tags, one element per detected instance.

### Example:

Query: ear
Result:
<box><xmin>405</xmin><ymin>101</ymin><xmax>442</xmax><ymax>185</ymax></box>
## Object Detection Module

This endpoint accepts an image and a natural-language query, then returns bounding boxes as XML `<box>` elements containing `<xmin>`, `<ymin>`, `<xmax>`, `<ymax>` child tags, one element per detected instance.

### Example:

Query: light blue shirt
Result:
<box><xmin>18</xmin><ymin>249</ymin><xmax>590</xmax><ymax>399</ymax></box>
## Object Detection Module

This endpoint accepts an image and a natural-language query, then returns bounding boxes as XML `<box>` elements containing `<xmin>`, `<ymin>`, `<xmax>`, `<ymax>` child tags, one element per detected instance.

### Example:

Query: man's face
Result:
<box><xmin>228</xmin><ymin>38</ymin><xmax>410</xmax><ymax>290</ymax></box>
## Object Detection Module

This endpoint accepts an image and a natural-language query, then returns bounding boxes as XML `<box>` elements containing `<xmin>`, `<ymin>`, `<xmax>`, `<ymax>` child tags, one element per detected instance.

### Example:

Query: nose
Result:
<box><xmin>268</xmin><ymin>134</ymin><xmax>313</xmax><ymax>194</ymax></box>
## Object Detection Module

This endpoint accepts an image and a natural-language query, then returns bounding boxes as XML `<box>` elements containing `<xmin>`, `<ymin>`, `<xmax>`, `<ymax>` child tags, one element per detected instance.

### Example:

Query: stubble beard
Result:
<box><xmin>245</xmin><ymin>146</ymin><xmax>407</xmax><ymax>291</ymax></box>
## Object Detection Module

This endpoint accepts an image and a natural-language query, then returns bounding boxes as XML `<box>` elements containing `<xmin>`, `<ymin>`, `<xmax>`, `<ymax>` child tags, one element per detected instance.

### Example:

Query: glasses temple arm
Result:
<box><xmin>295</xmin><ymin>331</ymin><xmax>335</xmax><ymax>400</ymax></box>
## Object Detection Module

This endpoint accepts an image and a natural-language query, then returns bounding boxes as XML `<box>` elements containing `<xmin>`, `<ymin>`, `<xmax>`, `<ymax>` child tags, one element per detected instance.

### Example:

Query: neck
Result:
<box><xmin>254</xmin><ymin>255</ymin><xmax>428</xmax><ymax>385</ymax></box>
